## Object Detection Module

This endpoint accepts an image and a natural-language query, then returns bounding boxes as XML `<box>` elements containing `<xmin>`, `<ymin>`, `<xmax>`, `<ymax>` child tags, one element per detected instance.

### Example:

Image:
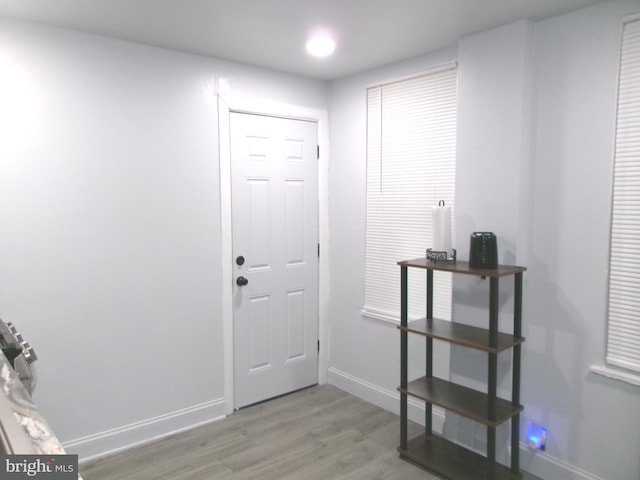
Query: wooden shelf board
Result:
<box><xmin>399</xmin><ymin>318</ymin><xmax>525</xmax><ymax>353</ymax></box>
<box><xmin>398</xmin><ymin>433</ymin><xmax>542</xmax><ymax>480</ymax></box>
<box><xmin>400</xmin><ymin>377</ymin><xmax>522</xmax><ymax>427</ymax></box>
<box><xmin>397</xmin><ymin>258</ymin><xmax>526</xmax><ymax>277</ymax></box>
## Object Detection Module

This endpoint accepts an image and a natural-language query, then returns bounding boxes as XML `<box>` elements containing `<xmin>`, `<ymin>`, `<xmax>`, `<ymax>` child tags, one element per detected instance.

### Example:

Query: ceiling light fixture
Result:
<box><xmin>306</xmin><ymin>33</ymin><xmax>336</xmax><ymax>57</ymax></box>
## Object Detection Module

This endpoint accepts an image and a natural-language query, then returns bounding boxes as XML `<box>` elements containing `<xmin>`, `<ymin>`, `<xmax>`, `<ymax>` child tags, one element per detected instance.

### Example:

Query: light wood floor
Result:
<box><xmin>79</xmin><ymin>385</ymin><xmax>439</xmax><ymax>480</ymax></box>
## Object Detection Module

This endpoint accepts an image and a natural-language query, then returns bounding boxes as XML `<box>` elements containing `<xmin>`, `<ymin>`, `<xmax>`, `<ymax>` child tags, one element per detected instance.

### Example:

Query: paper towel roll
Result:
<box><xmin>432</xmin><ymin>202</ymin><xmax>452</xmax><ymax>255</ymax></box>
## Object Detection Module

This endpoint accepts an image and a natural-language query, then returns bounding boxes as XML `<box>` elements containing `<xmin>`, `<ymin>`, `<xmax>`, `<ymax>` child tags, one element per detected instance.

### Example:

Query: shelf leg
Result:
<box><xmin>489</xmin><ymin>277</ymin><xmax>499</xmax><ymax>349</ymax></box>
<box><xmin>400</xmin><ymin>330</ymin><xmax>408</xmax><ymax>450</ymax></box>
<box><xmin>425</xmin><ymin>269</ymin><xmax>434</xmax><ymax>435</ymax></box>
<box><xmin>426</xmin><ymin>269</ymin><xmax>433</xmax><ymax>320</ymax></box>
<box><xmin>487</xmin><ymin>425</ymin><xmax>497</xmax><ymax>475</ymax></box>
<box><xmin>425</xmin><ymin>339</ymin><xmax>433</xmax><ymax>435</ymax></box>
<box><xmin>487</xmin><ymin>277</ymin><xmax>499</xmax><ymax>470</ymax></box>
<box><xmin>400</xmin><ymin>266</ymin><xmax>408</xmax><ymax>450</ymax></box>
<box><xmin>511</xmin><ymin>414</ymin><xmax>520</xmax><ymax>473</ymax></box>
<box><xmin>511</xmin><ymin>272</ymin><xmax>524</xmax><ymax>473</ymax></box>
<box><xmin>400</xmin><ymin>389</ymin><xmax>407</xmax><ymax>450</ymax></box>
<box><xmin>487</xmin><ymin>350</ymin><xmax>497</xmax><ymax>468</ymax></box>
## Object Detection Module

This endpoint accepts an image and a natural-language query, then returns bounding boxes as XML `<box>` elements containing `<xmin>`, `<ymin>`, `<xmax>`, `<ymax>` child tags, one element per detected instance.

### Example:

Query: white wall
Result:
<box><xmin>328</xmin><ymin>1</ymin><xmax>640</xmax><ymax>479</ymax></box>
<box><xmin>525</xmin><ymin>1</ymin><xmax>640</xmax><ymax>479</ymax></box>
<box><xmin>445</xmin><ymin>17</ymin><xmax>535</xmax><ymax>461</ymax></box>
<box><xmin>327</xmin><ymin>47</ymin><xmax>458</xmax><ymax>426</ymax></box>
<box><xmin>0</xmin><ymin>17</ymin><xmax>328</xmax><ymax>460</ymax></box>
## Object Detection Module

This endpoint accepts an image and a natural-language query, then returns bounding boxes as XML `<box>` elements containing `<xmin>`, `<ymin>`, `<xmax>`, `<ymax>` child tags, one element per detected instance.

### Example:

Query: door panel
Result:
<box><xmin>248</xmin><ymin>294</ymin><xmax>271</xmax><ymax>371</ymax></box>
<box><xmin>247</xmin><ymin>179</ymin><xmax>271</xmax><ymax>269</ymax></box>
<box><xmin>231</xmin><ymin>112</ymin><xmax>318</xmax><ymax>409</ymax></box>
<box><xmin>285</xmin><ymin>180</ymin><xmax>305</xmax><ymax>265</ymax></box>
<box><xmin>286</xmin><ymin>289</ymin><xmax>306</xmax><ymax>360</ymax></box>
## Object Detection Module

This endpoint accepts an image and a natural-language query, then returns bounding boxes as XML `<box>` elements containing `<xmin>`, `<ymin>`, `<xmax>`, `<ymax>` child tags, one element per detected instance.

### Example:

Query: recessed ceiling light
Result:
<box><xmin>306</xmin><ymin>33</ymin><xmax>336</xmax><ymax>57</ymax></box>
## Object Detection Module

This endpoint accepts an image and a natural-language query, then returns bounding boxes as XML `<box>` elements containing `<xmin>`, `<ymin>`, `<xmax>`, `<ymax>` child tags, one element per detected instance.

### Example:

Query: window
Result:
<box><xmin>363</xmin><ymin>65</ymin><xmax>457</xmax><ymax>323</ymax></box>
<box><xmin>606</xmin><ymin>16</ymin><xmax>640</xmax><ymax>375</ymax></box>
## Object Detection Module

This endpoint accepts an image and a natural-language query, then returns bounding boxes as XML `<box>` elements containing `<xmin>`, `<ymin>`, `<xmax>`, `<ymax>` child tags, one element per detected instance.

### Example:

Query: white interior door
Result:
<box><xmin>231</xmin><ymin>112</ymin><xmax>319</xmax><ymax>409</ymax></box>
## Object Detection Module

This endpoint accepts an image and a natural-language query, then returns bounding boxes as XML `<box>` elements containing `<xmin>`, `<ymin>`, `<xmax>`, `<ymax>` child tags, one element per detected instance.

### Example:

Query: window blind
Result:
<box><xmin>607</xmin><ymin>17</ymin><xmax>640</xmax><ymax>373</ymax></box>
<box><xmin>364</xmin><ymin>66</ymin><xmax>457</xmax><ymax>322</ymax></box>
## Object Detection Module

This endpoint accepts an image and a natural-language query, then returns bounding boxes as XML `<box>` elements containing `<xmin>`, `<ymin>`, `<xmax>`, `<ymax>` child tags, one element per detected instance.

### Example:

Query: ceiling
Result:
<box><xmin>0</xmin><ymin>0</ymin><xmax>608</xmax><ymax>80</ymax></box>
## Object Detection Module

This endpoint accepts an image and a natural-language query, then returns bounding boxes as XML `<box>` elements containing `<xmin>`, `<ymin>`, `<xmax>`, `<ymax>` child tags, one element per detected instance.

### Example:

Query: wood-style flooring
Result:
<box><xmin>79</xmin><ymin>385</ymin><xmax>437</xmax><ymax>480</ymax></box>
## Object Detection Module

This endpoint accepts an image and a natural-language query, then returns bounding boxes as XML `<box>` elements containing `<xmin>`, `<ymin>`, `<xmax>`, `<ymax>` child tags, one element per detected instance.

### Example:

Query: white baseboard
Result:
<box><xmin>327</xmin><ymin>367</ymin><xmax>446</xmax><ymax>433</ymax></box>
<box><xmin>518</xmin><ymin>447</ymin><xmax>605</xmax><ymax>480</ymax></box>
<box><xmin>327</xmin><ymin>367</ymin><xmax>603</xmax><ymax>480</ymax></box>
<box><xmin>66</xmin><ymin>397</ymin><xmax>227</xmax><ymax>463</ymax></box>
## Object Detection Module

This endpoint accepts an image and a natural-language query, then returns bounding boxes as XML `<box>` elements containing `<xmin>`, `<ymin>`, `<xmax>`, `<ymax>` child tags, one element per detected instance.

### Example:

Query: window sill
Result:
<box><xmin>361</xmin><ymin>308</ymin><xmax>400</xmax><ymax>326</ymax></box>
<box><xmin>361</xmin><ymin>308</ymin><xmax>430</xmax><ymax>328</ymax></box>
<box><xmin>589</xmin><ymin>365</ymin><xmax>640</xmax><ymax>387</ymax></box>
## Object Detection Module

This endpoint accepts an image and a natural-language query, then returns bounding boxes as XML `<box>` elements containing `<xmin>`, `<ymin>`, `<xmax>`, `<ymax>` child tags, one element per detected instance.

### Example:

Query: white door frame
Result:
<box><xmin>218</xmin><ymin>95</ymin><xmax>329</xmax><ymax>414</ymax></box>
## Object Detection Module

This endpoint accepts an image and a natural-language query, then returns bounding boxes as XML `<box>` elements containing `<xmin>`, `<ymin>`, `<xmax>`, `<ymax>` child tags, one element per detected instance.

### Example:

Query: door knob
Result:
<box><xmin>236</xmin><ymin>276</ymin><xmax>249</xmax><ymax>286</ymax></box>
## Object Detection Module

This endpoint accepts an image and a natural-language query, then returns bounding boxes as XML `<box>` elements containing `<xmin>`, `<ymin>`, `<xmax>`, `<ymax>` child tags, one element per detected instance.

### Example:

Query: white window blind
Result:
<box><xmin>607</xmin><ymin>16</ymin><xmax>640</xmax><ymax>373</ymax></box>
<box><xmin>364</xmin><ymin>66</ymin><xmax>457</xmax><ymax>323</ymax></box>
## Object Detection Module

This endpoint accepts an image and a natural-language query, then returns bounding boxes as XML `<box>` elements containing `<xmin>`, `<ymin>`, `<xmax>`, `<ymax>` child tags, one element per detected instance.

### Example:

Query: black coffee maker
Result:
<box><xmin>469</xmin><ymin>232</ymin><xmax>498</xmax><ymax>269</ymax></box>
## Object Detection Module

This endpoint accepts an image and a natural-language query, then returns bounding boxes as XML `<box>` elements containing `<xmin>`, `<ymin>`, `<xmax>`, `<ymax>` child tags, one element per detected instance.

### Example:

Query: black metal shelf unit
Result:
<box><xmin>397</xmin><ymin>258</ymin><xmax>537</xmax><ymax>480</ymax></box>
